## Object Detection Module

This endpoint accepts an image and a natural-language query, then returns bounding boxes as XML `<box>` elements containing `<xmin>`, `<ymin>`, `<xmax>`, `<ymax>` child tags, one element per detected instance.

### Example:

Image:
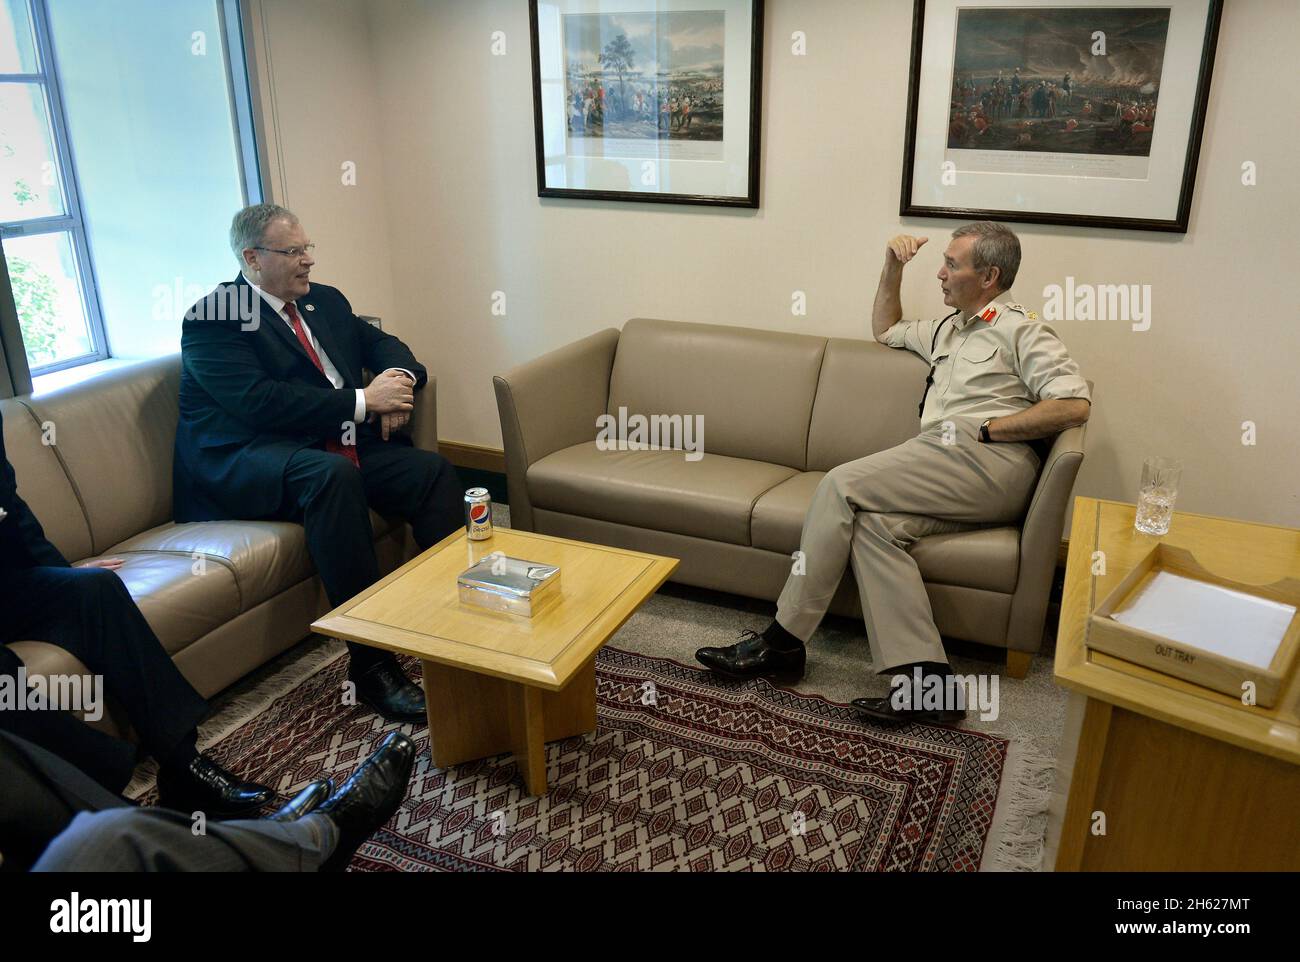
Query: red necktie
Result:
<box><xmin>285</xmin><ymin>302</ymin><xmax>360</xmax><ymax>468</ymax></box>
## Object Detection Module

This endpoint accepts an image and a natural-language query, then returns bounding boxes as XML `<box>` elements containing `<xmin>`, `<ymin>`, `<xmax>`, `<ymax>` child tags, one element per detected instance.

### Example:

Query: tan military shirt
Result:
<box><xmin>881</xmin><ymin>297</ymin><xmax>1091</xmax><ymax>432</ymax></box>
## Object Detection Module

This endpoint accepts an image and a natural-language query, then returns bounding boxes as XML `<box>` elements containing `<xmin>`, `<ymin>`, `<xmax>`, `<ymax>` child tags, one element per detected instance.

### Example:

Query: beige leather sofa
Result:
<box><xmin>2</xmin><ymin>355</ymin><xmax>437</xmax><ymax>733</ymax></box>
<box><xmin>494</xmin><ymin>318</ymin><xmax>1089</xmax><ymax>677</ymax></box>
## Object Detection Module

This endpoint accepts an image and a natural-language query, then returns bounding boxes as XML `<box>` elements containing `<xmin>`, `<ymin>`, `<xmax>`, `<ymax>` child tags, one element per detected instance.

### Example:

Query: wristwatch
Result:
<box><xmin>978</xmin><ymin>419</ymin><xmax>992</xmax><ymax>443</ymax></box>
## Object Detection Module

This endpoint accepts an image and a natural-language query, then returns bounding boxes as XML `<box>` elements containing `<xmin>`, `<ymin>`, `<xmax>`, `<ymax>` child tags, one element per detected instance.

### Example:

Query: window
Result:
<box><xmin>0</xmin><ymin>0</ymin><xmax>260</xmax><ymax>378</ymax></box>
<box><xmin>0</xmin><ymin>0</ymin><xmax>102</xmax><ymax>374</ymax></box>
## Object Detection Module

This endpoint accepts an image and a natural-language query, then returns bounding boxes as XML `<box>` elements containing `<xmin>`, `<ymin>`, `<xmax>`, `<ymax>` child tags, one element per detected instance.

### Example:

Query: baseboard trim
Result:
<box><xmin>439</xmin><ymin>440</ymin><xmax>506</xmax><ymax>474</ymax></box>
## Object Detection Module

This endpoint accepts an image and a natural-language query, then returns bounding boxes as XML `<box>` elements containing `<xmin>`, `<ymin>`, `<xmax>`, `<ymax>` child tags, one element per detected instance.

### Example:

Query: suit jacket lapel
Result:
<box><xmin>234</xmin><ymin>276</ymin><xmax>330</xmax><ymax>383</ymax></box>
<box><xmin>297</xmin><ymin>292</ymin><xmax>354</xmax><ymax>388</ymax></box>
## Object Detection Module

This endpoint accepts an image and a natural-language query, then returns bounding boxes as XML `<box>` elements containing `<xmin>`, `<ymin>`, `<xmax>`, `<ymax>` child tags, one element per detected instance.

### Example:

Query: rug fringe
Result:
<box><xmin>198</xmin><ymin>636</ymin><xmax>347</xmax><ymax>748</ymax></box>
<box><xmin>980</xmin><ymin>739</ymin><xmax>1056</xmax><ymax>872</ymax></box>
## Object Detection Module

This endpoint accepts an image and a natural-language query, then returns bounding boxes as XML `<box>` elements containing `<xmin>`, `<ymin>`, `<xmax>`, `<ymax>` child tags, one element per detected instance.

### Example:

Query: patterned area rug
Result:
<box><xmin>159</xmin><ymin>647</ymin><xmax>1017</xmax><ymax>871</ymax></box>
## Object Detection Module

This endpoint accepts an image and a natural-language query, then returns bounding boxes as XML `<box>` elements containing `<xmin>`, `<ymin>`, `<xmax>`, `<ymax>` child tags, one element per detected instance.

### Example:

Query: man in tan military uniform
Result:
<box><xmin>697</xmin><ymin>222</ymin><xmax>1091</xmax><ymax>724</ymax></box>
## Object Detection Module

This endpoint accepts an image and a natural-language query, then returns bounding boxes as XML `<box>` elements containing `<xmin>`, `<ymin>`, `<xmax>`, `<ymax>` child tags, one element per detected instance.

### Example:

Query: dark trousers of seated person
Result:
<box><xmin>0</xmin><ymin>566</ymin><xmax>208</xmax><ymax>794</ymax></box>
<box><xmin>0</xmin><ymin>733</ymin><xmax>331</xmax><ymax>872</ymax></box>
<box><xmin>275</xmin><ymin>436</ymin><xmax>463</xmax><ymax>673</ymax></box>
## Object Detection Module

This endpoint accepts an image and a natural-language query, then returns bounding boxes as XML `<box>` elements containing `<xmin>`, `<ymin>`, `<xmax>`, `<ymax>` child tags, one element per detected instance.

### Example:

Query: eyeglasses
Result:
<box><xmin>254</xmin><ymin>244</ymin><xmax>316</xmax><ymax>260</ymax></box>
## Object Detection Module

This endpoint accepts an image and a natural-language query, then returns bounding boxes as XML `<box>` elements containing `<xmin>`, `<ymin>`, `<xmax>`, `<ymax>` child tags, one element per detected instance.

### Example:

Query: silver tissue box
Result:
<box><xmin>457</xmin><ymin>554</ymin><xmax>561</xmax><ymax>617</ymax></box>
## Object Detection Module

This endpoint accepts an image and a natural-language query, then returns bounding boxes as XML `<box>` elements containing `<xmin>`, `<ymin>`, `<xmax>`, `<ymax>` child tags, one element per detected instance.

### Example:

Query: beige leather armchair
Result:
<box><xmin>495</xmin><ymin>319</ymin><xmax>1090</xmax><ymax>677</ymax></box>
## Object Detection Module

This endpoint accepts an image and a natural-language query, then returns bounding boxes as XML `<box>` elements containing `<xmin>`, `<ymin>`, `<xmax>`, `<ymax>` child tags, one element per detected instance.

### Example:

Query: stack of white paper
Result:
<box><xmin>1110</xmin><ymin>570</ymin><xmax>1295</xmax><ymax>669</ymax></box>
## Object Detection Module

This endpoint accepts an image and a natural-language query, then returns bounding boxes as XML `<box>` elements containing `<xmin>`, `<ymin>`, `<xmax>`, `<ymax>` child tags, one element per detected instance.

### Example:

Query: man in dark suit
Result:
<box><xmin>0</xmin><ymin>408</ymin><xmax>273</xmax><ymax>814</ymax></box>
<box><xmin>174</xmin><ymin>204</ymin><xmax>463</xmax><ymax>722</ymax></box>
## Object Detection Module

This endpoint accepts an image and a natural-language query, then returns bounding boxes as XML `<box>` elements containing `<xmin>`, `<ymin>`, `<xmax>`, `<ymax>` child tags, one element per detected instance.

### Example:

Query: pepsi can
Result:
<box><xmin>465</xmin><ymin>487</ymin><xmax>493</xmax><ymax>541</ymax></box>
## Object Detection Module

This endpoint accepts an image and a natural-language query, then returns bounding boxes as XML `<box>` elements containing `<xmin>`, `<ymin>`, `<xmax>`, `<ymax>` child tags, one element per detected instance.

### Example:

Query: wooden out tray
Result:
<box><xmin>1087</xmin><ymin>544</ymin><xmax>1300</xmax><ymax>708</ymax></box>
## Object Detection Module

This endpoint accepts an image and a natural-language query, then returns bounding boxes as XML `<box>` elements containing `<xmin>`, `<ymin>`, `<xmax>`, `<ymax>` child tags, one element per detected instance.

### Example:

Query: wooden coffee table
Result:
<box><xmin>312</xmin><ymin>527</ymin><xmax>677</xmax><ymax>794</ymax></box>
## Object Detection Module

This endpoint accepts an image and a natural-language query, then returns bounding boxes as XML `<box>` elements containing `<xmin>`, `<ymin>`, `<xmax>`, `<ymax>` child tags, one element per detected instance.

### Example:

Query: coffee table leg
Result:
<box><xmin>423</xmin><ymin>662</ymin><xmax>438</xmax><ymax>742</ymax></box>
<box><xmin>510</xmin><ymin>685</ymin><xmax>548</xmax><ymax>795</ymax></box>
<box><xmin>542</xmin><ymin>656</ymin><xmax>597</xmax><ymax>740</ymax></box>
<box><xmin>420</xmin><ymin>656</ymin><xmax>599</xmax><ymax>795</ymax></box>
<box><xmin>421</xmin><ymin>659</ymin><xmax>515</xmax><ymax>769</ymax></box>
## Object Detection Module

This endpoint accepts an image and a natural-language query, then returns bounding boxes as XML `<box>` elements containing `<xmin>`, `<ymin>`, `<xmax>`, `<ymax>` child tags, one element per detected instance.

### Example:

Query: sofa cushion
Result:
<box><xmin>608</xmin><ymin>319</ymin><xmax>826</xmax><ymax>470</ymax></box>
<box><xmin>114</xmin><ymin>552</ymin><xmax>242</xmax><ymax>654</ymax></box>
<box><xmin>750</xmin><ymin>471</ymin><xmax>1020</xmax><ymax>592</ymax></box>
<box><xmin>909</xmin><ymin>527</ymin><xmax>1020</xmax><ymax>593</ymax></box>
<box><xmin>806</xmin><ymin>338</ymin><xmax>928</xmax><ymax>472</ymax></box>
<box><xmin>108</xmin><ymin>521</ymin><xmax>313</xmax><ymax>614</ymax></box>
<box><xmin>0</xmin><ymin>398</ymin><xmax>93</xmax><ymax>562</ymax></box>
<box><xmin>528</xmin><ymin>442</ymin><xmax>796</xmax><ymax>546</ymax></box>
<box><xmin>25</xmin><ymin>356</ymin><xmax>180</xmax><ymax>554</ymax></box>
<box><xmin>105</xmin><ymin>512</ymin><xmax>398</xmax><ymax>613</ymax></box>
<box><xmin>750</xmin><ymin>472</ymin><xmax>824</xmax><ymax>554</ymax></box>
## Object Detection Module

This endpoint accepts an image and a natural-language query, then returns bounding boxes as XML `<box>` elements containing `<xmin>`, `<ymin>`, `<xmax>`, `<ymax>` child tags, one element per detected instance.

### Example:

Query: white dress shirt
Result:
<box><xmin>249</xmin><ymin>281</ymin><xmax>412</xmax><ymax>424</ymax></box>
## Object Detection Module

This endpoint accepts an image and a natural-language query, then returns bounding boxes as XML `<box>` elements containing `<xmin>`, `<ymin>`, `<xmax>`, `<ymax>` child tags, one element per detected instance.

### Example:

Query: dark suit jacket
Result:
<box><xmin>0</xmin><ymin>407</ymin><xmax>70</xmax><ymax>570</ymax></box>
<box><xmin>173</xmin><ymin>275</ymin><xmax>427</xmax><ymax>522</ymax></box>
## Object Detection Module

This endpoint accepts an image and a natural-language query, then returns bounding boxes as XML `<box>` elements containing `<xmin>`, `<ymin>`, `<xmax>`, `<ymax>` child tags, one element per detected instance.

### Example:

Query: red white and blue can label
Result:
<box><xmin>465</xmin><ymin>487</ymin><xmax>493</xmax><ymax>541</ymax></box>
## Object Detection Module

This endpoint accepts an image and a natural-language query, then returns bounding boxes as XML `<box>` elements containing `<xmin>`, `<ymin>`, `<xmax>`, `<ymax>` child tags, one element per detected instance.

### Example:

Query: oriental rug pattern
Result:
<box><xmin>160</xmin><ymin>647</ymin><xmax>1009</xmax><ymax>871</ymax></box>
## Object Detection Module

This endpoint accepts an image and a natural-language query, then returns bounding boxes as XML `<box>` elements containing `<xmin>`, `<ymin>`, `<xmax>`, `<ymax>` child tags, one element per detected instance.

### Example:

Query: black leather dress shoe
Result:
<box><xmin>268</xmin><ymin>778</ymin><xmax>335</xmax><ymax>822</ymax></box>
<box><xmin>351</xmin><ymin>659</ymin><xmax>426</xmax><ymax>724</ymax></box>
<box><xmin>695</xmin><ymin>629</ymin><xmax>806</xmax><ymax>683</ymax></box>
<box><xmin>850</xmin><ymin>696</ymin><xmax>966</xmax><ymax>727</ymax></box>
<box><xmin>316</xmin><ymin>732</ymin><xmax>416</xmax><ymax>871</ymax></box>
<box><xmin>156</xmin><ymin>754</ymin><xmax>275</xmax><ymax>818</ymax></box>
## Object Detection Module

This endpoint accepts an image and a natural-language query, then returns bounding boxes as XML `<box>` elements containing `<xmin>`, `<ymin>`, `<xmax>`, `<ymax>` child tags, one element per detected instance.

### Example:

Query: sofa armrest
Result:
<box><xmin>409</xmin><ymin>375</ymin><xmax>438</xmax><ymax>454</ymax></box>
<box><xmin>363</xmin><ymin>366</ymin><xmax>437</xmax><ymax>453</ymax></box>
<box><xmin>1006</xmin><ymin>420</ymin><xmax>1088</xmax><ymax>652</ymax></box>
<box><xmin>493</xmin><ymin>328</ymin><xmax>620</xmax><ymax>531</ymax></box>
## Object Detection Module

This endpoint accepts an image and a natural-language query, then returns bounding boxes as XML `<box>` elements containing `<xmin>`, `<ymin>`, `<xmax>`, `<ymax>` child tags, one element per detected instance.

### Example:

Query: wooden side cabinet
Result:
<box><xmin>1052</xmin><ymin>498</ymin><xmax>1300</xmax><ymax>871</ymax></box>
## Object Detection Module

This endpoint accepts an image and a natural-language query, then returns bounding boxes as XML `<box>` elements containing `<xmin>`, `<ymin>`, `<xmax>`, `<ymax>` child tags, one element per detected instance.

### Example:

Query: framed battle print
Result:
<box><xmin>900</xmin><ymin>0</ymin><xmax>1223</xmax><ymax>232</ymax></box>
<box><xmin>529</xmin><ymin>0</ymin><xmax>764</xmax><ymax>207</ymax></box>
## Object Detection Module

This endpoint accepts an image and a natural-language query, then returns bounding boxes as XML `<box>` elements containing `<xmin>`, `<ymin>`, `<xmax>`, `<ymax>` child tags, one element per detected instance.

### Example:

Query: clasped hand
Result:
<box><xmin>363</xmin><ymin>369</ymin><xmax>416</xmax><ymax>441</ymax></box>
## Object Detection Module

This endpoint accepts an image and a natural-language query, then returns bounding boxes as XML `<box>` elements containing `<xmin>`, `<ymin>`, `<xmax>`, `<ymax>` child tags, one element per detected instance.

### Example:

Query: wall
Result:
<box><xmin>263</xmin><ymin>0</ymin><xmax>1300</xmax><ymax>530</ymax></box>
<box><xmin>243</xmin><ymin>0</ymin><xmax>398</xmax><ymax>324</ymax></box>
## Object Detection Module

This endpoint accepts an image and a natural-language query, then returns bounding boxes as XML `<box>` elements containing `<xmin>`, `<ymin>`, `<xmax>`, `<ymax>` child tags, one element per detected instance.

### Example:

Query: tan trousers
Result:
<box><xmin>775</xmin><ymin>418</ymin><xmax>1041</xmax><ymax>672</ymax></box>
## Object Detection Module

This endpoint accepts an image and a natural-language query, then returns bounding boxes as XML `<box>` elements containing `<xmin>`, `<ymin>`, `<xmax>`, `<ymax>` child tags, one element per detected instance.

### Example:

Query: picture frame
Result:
<box><xmin>900</xmin><ymin>0</ymin><xmax>1224</xmax><ymax>233</ymax></box>
<box><xmin>529</xmin><ymin>0</ymin><xmax>764</xmax><ymax>208</ymax></box>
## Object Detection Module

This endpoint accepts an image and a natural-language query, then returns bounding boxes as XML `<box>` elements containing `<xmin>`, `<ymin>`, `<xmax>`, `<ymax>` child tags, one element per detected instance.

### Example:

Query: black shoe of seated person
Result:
<box><xmin>851</xmin><ymin>662</ymin><xmax>967</xmax><ymax>727</ymax></box>
<box><xmin>315</xmin><ymin>732</ymin><xmax>416</xmax><ymax>872</ymax></box>
<box><xmin>350</xmin><ymin>657</ymin><xmax>426</xmax><ymax>724</ymax></box>
<box><xmin>268</xmin><ymin>778</ymin><xmax>335</xmax><ymax>822</ymax></box>
<box><xmin>156</xmin><ymin>754</ymin><xmax>276</xmax><ymax>818</ymax></box>
<box><xmin>695</xmin><ymin>624</ymin><xmax>806</xmax><ymax>683</ymax></box>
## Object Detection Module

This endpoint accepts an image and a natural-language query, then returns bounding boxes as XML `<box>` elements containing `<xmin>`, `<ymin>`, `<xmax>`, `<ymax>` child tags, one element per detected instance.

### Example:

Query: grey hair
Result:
<box><xmin>951</xmin><ymin>221</ymin><xmax>1021</xmax><ymax>291</ymax></box>
<box><xmin>230</xmin><ymin>203</ymin><xmax>298</xmax><ymax>262</ymax></box>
